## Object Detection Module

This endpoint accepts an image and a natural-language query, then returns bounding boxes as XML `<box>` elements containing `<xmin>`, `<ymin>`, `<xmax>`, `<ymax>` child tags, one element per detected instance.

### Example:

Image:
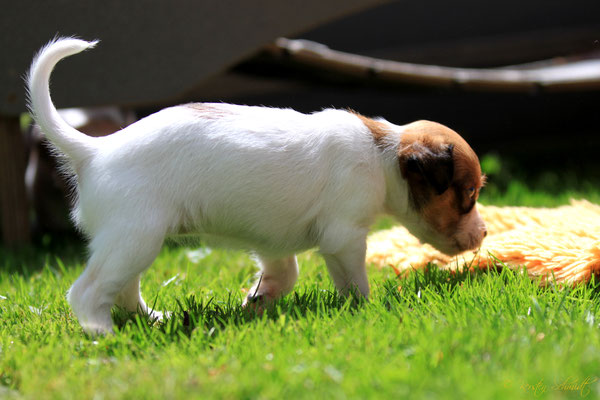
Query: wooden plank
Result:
<box><xmin>267</xmin><ymin>38</ymin><xmax>600</xmax><ymax>92</ymax></box>
<box><xmin>0</xmin><ymin>116</ymin><xmax>30</xmax><ymax>246</ymax></box>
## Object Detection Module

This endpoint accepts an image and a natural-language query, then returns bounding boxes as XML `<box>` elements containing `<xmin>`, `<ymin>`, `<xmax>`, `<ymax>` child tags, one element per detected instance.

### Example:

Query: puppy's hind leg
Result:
<box><xmin>243</xmin><ymin>255</ymin><xmax>299</xmax><ymax>306</ymax></box>
<box><xmin>67</xmin><ymin>223</ymin><xmax>165</xmax><ymax>335</ymax></box>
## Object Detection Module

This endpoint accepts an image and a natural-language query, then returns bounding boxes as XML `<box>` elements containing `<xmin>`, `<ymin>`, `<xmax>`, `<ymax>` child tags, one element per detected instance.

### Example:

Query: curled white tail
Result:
<box><xmin>26</xmin><ymin>37</ymin><xmax>99</xmax><ymax>163</ymax></box>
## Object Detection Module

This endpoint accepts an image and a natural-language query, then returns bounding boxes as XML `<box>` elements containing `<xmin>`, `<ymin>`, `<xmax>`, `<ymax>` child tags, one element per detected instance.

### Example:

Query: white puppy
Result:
<box><xmin>27</xmin><ymin>38</ymin><xmax>486</xmax><ymax>334</ymax></box>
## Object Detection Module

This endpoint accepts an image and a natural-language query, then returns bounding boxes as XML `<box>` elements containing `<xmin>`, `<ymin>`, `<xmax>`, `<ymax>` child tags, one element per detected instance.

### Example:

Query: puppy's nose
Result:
<box><xmin>482</xmin><ymin>228</ymin><xmax>488</xmax><ymax>238</ymax></box>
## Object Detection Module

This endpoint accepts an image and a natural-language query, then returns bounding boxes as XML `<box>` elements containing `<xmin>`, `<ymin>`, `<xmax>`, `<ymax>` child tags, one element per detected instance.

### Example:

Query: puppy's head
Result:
<box><xmin>396</xmin><ymin>120</ymin><xmax>486</xmax><ymax>255</ymax></box>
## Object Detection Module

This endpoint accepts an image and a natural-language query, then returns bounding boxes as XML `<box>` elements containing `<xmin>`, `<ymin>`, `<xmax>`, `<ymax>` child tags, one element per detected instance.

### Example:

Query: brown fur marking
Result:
<box><xmin>398</xmin><ymin>120</ymin><xmax>484</xmax><ymax>237</ymax></box>
<box><xmin>353</xmin><ymin>113</ymin><xmax>390</xmax><ymax>145</ymax></box>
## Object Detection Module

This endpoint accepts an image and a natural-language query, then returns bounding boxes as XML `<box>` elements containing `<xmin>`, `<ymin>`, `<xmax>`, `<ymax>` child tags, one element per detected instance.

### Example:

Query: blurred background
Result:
<box><xmin>1</xmin><ymin>0</ymin><xmax>599</xmax><ymax>247</ymax></box>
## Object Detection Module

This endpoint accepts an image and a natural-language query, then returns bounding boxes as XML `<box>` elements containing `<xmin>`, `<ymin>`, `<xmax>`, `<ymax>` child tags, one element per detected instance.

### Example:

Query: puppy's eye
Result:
<box><xmin>467</xmin><ymin>187</ymin><xmax>476</xmax><ymax>197</ymax></box>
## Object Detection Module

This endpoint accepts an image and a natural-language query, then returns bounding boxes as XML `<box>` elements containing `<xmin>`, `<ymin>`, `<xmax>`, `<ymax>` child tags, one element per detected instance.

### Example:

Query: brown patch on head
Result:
<box><xmin>399</xmin><ymin>120</ymin><xmax>484</xmax><ymax>239</ymax></box>
<box><xmin>353</xmin><ymin>112</ymin><xmax>390</xmax><ymax>146</ymax></box>
<box><xmin>184</xmin><ymin>103</ymin><xmax>232</xmax><ymax>119</ymax></box>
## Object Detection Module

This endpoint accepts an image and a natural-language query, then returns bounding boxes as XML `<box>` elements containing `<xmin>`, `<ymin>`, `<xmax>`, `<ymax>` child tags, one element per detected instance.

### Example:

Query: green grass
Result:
<box><xmin>1</xmin><ymin>158</ymin><xmax>600</xmax><ymax>399</ymax></box>
<box><xmin>477</xmin><ymin>153</ymin><xmax>600</xmax><ymax>207</ymax></box>
<box><xmin>1</xmin><ymin>248</ymin><xmax>599</xmax><ymax>399</ymax></box>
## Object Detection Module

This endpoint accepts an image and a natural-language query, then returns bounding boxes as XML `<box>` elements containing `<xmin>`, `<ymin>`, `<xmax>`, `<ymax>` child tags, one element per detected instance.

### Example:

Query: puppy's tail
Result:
<box><xmin>26</xmin><ymin>37</ymin><xmax>99</xmax><ymax>164</ymax></box>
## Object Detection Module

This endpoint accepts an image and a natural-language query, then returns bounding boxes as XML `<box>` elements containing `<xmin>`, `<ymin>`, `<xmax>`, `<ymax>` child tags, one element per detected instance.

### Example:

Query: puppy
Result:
<box><xmin>27</xmin><ymin>38</ymin><xmax>486</xmax><ymax>334</ymax></box>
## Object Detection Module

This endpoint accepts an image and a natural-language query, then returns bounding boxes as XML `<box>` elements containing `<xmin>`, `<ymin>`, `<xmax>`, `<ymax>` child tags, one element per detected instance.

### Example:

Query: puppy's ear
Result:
<box><xmin>401</xmin><ymin>143</ymin><xmax>454</xmax><ymax>195</ymax></box>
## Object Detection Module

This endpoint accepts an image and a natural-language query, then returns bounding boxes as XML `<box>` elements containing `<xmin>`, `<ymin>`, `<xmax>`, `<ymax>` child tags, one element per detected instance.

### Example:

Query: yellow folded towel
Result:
<box><xmin>366</xmin><ymin>200</ymin><xmax>600</xmax><ymax>284</ymax></box>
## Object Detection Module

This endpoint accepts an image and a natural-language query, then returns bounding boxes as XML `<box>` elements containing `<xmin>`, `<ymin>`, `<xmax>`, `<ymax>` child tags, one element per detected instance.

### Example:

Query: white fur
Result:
<box><xmin>27</xmin><ymin>38</ymin><xmax>482</xmax><ymax>334</ymax></box>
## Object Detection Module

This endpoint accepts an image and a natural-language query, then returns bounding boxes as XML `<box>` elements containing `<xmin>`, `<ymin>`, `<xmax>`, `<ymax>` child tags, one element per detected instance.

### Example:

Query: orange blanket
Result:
<box><xmin>366</xmin><ymin>200</ymin><xmax>600</xmax><ymax>284</ymax></box>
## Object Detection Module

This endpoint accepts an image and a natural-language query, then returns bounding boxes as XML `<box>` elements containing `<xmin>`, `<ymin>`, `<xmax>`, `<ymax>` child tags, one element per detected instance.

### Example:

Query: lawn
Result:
<box><xmin>1</xmin><ymin>156</ymin><xmax>599</xmax><ymax>399</ymax></box>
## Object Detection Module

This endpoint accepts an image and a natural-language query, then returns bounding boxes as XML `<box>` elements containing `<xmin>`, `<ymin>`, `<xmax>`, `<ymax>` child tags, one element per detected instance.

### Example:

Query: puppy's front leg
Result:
<box><xmin>321</xmin><ymin>236</ymin><xmax>370</xmax><ymax>299</ymax></box>
<box><xmin>243</xmin><ymin>255</ymin><xmax>299</xmax><ymax>306</ymax></box>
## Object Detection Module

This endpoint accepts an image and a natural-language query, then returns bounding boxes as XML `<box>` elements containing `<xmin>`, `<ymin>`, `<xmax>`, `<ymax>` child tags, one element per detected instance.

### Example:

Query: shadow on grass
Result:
<box><xmin>111</xmin><ymin>286</ymin><xmax>367</xmax><ymax>340</ymax></box>
<box><xmin>108</xmin><ymin>262</ymin><xmax>565</xmax><ymax>340</ymax></box>
<box><xmin>111</xmin><ymin>263</ymin><xmax>522</xmax><ymax>340</ymax></box>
